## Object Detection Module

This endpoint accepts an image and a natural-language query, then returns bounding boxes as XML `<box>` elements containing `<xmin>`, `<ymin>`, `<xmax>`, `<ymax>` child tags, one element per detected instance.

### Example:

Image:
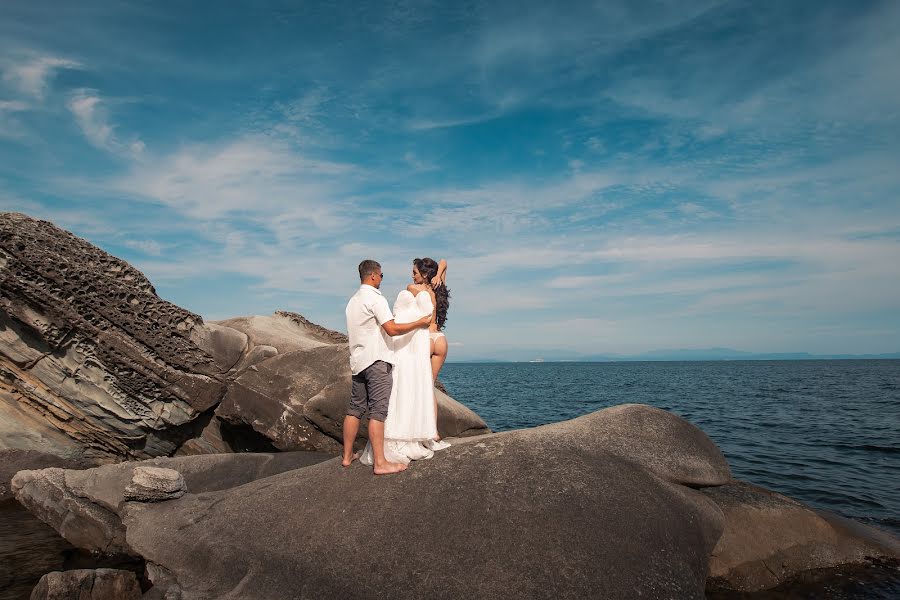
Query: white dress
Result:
<box><xmin>360</xmin><ymin>290</ymin><xmax>438</xmax><ymax>465</ymax></box>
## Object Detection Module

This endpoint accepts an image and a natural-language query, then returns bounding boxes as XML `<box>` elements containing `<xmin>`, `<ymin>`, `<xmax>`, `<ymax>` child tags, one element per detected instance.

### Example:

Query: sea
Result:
<box><xmin>440</xmin><ymin>359</ymin><xmax>900</xmax><ymax>599</ymax></box>
<box><xmin>1</xmin><ymin>359</ymin><xmax>897</xmax><ymax>599</ymax></box>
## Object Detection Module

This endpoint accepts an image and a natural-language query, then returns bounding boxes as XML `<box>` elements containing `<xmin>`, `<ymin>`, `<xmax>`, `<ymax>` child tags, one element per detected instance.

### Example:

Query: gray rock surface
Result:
<box><xmin>703</xmin><ymin>481</ymin><xmax>900</xmax><ymax>592</ymax></box>
<box><xmin>30</xmin><ymin>568</ymin><xmax>141</xmax><ymax>600</ymax></box>
<box><xmin>11</xmin><ymin>451</ymin><xmax>333</xmax><ymax>556</ymax></box>
<box><xmin>118</xmin><ymin>405</ymin><xmax>730</xmax><ymax>600</ymax></box>
<box><xmin>0</xmin><ymin>449</ymin><xmax>89</xmax><ymax>501</ymax></box>
<box><xmin>524</xmin><ymin>403</ymin><xmax>732</xmax><ymax>486</ymax></box>
<box><xmin>12</xmin><ymin>467</ymin><xmax>132</xmax><ymax>554</ymax></box>
<box><xmin>217</xmin><ymin>344</ymin><xmax>491</xmax><ymax>453</ymax></box>
<box><xmin>13</xmin><ymin>405</ymin><xmax>899</xmax><ymax>598</ymax></box>
<box><xmin>123</xmin><ymin>466</ymin><xmax>186</xmax><ymax>502</ymax></box>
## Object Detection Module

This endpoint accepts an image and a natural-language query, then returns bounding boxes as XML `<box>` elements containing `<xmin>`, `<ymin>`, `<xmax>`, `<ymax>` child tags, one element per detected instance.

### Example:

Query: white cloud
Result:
<box><xmin>122</xmin><ymin>239</ymin><xmax>164</xmax><ymax>256</ymax></box>
<box><xmin>0</xmin><ymin>100</ymin><xmax>28</xmax><ymax>113</ymax></box>
<box><xmin>112</xmin><ymin>136</ymin><xmax>354</xmax><ymax>221</ymax></box>
<box><xmin>2</xmin><ymin>55</ymin><xmax>80</xmax><ymax>99</ymax></box>
<box><xmin>66</xmin><ymin>89</ymin><xmax>144</xmax><ymax>159</ymax></box>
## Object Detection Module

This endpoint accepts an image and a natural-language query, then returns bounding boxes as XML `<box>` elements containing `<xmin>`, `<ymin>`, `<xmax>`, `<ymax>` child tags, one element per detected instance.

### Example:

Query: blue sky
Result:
<box><xmin>2</xmin><ymin>0</ymin><xmax>899</xmax><ymax>360</ymax></box>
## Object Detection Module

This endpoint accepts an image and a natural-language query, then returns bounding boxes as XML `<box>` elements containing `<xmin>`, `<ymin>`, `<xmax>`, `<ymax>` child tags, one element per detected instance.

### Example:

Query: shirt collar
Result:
<box><xmin>360</xmin><ymin>284</ymin><xmax>383</xmax><ymax>296</ymax></box>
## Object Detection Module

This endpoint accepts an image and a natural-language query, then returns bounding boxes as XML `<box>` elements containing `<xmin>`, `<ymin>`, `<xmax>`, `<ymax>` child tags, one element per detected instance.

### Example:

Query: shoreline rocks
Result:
<box><xmin>703</xmin><ymin>480</ymin><xmax>900</xmax><ymax>592</ymax></box>
<box><xmin>11</xmin><ymin>404</ymin><xmax>898</xmax><ymax>599</ymax></box>
<box><xmin>0</xmin><ymin>212</ymin><xmax>489</xmax><ymax>465</ymax></box>
<box><xmin>30</xmin><ymin>568</ymin><xmax>142</xmax><ymax>600</ymax></box>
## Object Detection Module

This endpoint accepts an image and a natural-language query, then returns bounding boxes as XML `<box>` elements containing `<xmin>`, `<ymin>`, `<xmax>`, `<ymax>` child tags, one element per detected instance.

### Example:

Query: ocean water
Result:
<box><xmin>440</xmin><ymin>359</ymin><xmax>900</xmax><ymax>597</ymax></box>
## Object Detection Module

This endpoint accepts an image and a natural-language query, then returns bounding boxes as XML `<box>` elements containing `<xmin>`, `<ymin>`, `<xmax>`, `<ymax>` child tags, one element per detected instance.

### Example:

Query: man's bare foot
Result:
<box><xmin>373</xmin><ymin>461</ymin><xmax>408</xmax><ymax>475</ymax></box>
<box><xmin>342</xmin><ymin>452</ymin><xmax>360</xmax><ymax>467</ymax></box>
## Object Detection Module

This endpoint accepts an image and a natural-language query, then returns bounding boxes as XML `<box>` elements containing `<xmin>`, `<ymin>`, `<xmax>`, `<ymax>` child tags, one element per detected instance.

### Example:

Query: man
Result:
<box><xmin>344</xmin><ymin>259</ymin><xmax>431</xmax><ymax>475</ymax></box>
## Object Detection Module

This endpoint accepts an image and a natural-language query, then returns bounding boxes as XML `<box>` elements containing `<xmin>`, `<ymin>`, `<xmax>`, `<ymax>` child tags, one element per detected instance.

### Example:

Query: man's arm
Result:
<box><xmin>382</xmin><ymin>315</ymin><xmax>431</xmax><ymax>336</ymax></box>
<box><xmin>371</xmin><ymin>295</ymin><xmax>431</xmax><ymax>336</ymax></box>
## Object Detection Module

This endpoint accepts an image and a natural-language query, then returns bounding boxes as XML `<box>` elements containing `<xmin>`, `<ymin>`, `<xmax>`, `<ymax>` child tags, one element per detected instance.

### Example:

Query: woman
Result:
<box><xmin>410</xmin><ymin>257</ymin><xmax>451</xmax><ymax>450</ymax></box>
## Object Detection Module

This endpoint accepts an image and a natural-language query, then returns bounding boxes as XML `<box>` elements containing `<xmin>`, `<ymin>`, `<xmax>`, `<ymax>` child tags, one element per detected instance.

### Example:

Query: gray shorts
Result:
<box><xmin>348</xmin><ymin>360</ymin><xmax>393</xmax><ymax>422</ymax></box>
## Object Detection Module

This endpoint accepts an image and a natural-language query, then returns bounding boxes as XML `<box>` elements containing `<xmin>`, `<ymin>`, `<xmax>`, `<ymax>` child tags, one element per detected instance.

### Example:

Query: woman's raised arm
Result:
<box><xmin>431</xmin><ymin>259</ymin><xmax>447</xmax><ymax>289</ymax></box>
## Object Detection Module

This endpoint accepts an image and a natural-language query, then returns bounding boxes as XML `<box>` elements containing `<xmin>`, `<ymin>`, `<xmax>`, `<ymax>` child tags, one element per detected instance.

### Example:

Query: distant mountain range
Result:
<box><xmin>450</xmin><ymin>347</ymin><xmax>900</xmax><ymax>363</ymax></box>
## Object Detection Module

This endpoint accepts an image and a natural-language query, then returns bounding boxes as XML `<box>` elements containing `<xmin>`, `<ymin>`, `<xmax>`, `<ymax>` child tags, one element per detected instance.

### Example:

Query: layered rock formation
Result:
<box><xmin>0</xmin><ymin>212</ymin><xmax>488</xmax><ymax>467</ymax></box>
<box><xmin>0</xmin><ymin>213</ymin><xmax>227</xmax><ymax>461</ymax></box>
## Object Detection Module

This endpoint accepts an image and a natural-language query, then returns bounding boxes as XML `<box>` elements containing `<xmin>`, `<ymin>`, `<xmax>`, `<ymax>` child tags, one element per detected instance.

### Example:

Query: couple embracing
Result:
<box><xmin>343</xmin><ymin>258</ymin><xmax>451</xmax><ymax>475</ymax></box>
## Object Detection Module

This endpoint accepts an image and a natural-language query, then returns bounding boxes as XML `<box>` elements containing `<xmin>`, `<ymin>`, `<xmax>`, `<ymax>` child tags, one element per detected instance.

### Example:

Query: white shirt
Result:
<box><xmin>346</xmin><ymin>284</ymin><xmax>395</xmax><ymax>375</ymax></box>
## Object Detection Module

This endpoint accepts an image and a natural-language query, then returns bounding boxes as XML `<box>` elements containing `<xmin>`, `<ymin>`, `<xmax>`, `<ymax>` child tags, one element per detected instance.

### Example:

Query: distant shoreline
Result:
<box><xmin>446</xmin><ymin>356</ymin><xmax>900</xmax><ymax>364</ymax></box>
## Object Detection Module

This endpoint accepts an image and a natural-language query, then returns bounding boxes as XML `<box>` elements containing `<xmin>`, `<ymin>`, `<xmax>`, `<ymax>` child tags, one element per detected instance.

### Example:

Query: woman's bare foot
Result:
<box><xmin>342</xmin><ymin>451</ymin><xmax>360</xmax><ymax>467</ymax></box>
<box><xmin>373</xmin><ymin>461</ymin><xmax>408</xmax><ymax>475</ymax></box>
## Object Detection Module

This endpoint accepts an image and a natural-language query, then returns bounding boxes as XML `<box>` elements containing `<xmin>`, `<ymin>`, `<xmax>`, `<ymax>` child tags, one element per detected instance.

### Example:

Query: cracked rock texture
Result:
<box><xmin>0</xmin><ymin>212</ymin><xmax>489</xmax><ymax>463</ymax></box>
<box><xmin>0</xmin><ymin>213</ymin><xmax>226</xmax><ymax>461</ymax></box>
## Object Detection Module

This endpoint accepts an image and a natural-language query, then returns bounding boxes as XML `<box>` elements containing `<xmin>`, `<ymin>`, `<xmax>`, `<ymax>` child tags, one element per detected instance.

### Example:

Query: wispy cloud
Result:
<box><xmin>121</xmin><ymin>238</ymin><xmax>164</xmax><ymax>256</ymax></box>
<box><xmin>66</xmin><ymin>89</ymin><xmax>145</xmax><ymax>158</ymax></box>
<box><xmin>1</xmin><ymin>55</ymin><xmax>80</xmax><ymax>100</ymax></box>
<box><xmin>110</xmin><ymin>136</ymin><xmax>354</xmax><ymax>220</ymax></box>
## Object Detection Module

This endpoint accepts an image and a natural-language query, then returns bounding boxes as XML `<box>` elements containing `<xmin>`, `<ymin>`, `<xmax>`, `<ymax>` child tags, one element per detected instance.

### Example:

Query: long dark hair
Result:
<box><xmin>414</xmin><ymin>257</ymin><xmax>450</xmax><ymax>330</ymax></box>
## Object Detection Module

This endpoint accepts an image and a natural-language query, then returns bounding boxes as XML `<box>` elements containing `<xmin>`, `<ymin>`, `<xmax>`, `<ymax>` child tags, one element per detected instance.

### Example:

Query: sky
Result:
<box><xmin>1</xmin><ymin>0</ymin><xmax>899</xmax><ymax>360</ymax></box>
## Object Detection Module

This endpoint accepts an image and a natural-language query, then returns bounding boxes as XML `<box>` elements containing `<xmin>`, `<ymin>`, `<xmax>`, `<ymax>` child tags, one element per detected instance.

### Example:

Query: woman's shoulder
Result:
<box><xmin>407</xmin><ymin>283</ymin><xmax>427</xmax><ymax>295</ymax></box>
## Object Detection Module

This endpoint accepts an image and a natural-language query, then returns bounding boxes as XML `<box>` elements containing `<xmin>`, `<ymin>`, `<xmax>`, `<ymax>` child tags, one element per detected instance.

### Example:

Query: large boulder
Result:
<box><xmin>214</xmin><ymin>345</ymin><xmax>350</xmax><ymax>452</ymax></box>
<box><xmin>118</xmin><ymin>406</ymin><xmax>728</xmax><ymax>599</ymax></box>
<box><xmin>216</xmin><ymin>345</ymin><xmax>491</xmax><ymax>453</ymax></box>
<box><xmin>14</xmin><ymin>405</ymin><xmax>899</xmax><ymax>598</ymax></box>
<box><xmin>521</xmin><ymin>403</ymin><xmax>732</xmax><ymax>486</ymax></box>
<box><xmin>704</xmin><ymin>481</ymin><xmax>900</xmax><ymax>592</ymax></box>
<box><xmin>0</xmin><ymin>213</ymin><xmax>228</xmax><ymax>461</ymax></box>
<box><xmin>29</xmin><ymin>568</ymin><xmax>141</xmax><ymax>600</ymax></box>
<box><xmin>12</xmin><ymin>405</ymin><xmax>728</xmax><ymax>599</ymax></box>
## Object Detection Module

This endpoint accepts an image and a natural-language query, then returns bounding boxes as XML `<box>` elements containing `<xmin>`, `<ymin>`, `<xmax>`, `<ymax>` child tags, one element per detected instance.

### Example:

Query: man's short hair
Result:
<box><xmin>358</xmin><ymin>259</ymin><xmax>381</xmax><ymax>281</ymax></box>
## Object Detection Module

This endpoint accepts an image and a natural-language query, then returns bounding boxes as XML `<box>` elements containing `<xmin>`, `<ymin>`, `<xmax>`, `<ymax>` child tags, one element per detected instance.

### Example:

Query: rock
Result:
<box><xmin>231</xmin><ymin>344</ymin><xmax>277</xmax><ymax>374</ymax></box>
<box><xmin>123</xmin><ymin>467</ymin><xmax>185</xmax><ymax>502</ymax></box>
<box><xmin>215</xmin><ymin>345</ymin><xmax>349</xmax><ymax>452</ymax></box>
<box><xmin>703</xmin><ymin>481</ymin><xmax>900</xmax><ymax>592</ymax></box>
<box><xmin>30</xmin><ymin>568</ymin><xmax>141</xmax><ymax>600</ymax></box>
<box><xmin>212</xmin><ymin>313</ymin><xmax>334</xmax><ymax>356</ymax></box>
<box><xmin>189</xmin><ymin>322</ymin><xmax>248</xmax><ymax>373</ymax></box>
<box><xmin>11</xmin><ymin>467</ymin><xmax>132</xmax><ymax>554</ymax></box>
<box><xmin>522</xmin><ymin>403</ymin><xmax>732</xmax><ymax>486</ymax></box>
<box><xmin>0</xmin><ymin>448</ymin><xmax>89</xmax><ymax>501</ymax></box>
<box><xmin>217</xmin><ymin>344</ymin><xmax>491</xmax><ymax>453</ymax></box>
<box><xmin>0</xmin><ymin>213</ymin><xmax>228</xmax><ymax>461</ymax></box>
<box><xmin>1</xmin><ymin>214</ymin><xmax>493</xmax><ymax>461</ymax></box>
<box><xmin>118</xmin><ymin>405</ymin><xmax>729</xmax><ymax>599</ymax></box>
<box><xmin>11</xmin><ymin>451</ymin><xmax>333</xmax><ymax>556</ymax></box>
<box><xmin>173</xmin><ymin>415</ymin><xmax>231</xmax><ymax>455</ymax></box>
